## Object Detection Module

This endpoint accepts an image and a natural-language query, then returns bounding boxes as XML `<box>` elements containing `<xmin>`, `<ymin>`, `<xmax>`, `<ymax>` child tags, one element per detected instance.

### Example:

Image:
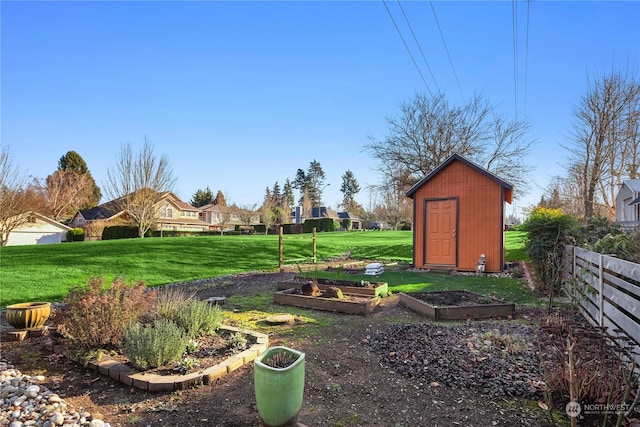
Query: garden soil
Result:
<box><xmin>2</xmin><ymin>269</ymin><xmax>568</xmax><ymax>427</ymax></box>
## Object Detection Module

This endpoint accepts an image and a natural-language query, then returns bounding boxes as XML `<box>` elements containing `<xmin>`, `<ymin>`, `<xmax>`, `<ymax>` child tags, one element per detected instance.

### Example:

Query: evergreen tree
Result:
<box><xmin>190</xmin><ymin>186</ymin><xmax>214</xmax><ymax>207</ymax></box>
<box><xmin>58</xmin><ymin>150</ymin><xmax>101</xmax><ymax>207</ymax></box>
<box><xmin>340</xmin><ymin>170</ymin><xmax>361</xmax><ymax>212</ymax></box>
<box><xmin>306</xmin><ymin>160</ymin><xmax>326</xmax><ymax>207</ymax></box>
<box><xmin>213</xmin><ymin>190</ymin><xmax>227</xmax><ymax>207</ymax></box>
<box><xmin>272</xmin><ymin>181</ymin><xmax>282</xmax><ymax>204</ymax></box>
<box><xmin>283</xmin><ymin>179</ymin><xmax>295</xmax><ymax>208</ymax></box>
<box><xmin>292</xmin><ymin>168</ymin><xmax>307</xmax><ymax>205</ymax></box>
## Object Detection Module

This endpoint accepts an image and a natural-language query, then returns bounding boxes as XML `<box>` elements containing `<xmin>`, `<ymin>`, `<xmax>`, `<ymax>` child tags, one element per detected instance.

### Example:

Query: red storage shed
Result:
<box><xmin>405</xmin><ymin>153</ymin><xmax>513</xmax><ymax>273</ymax></box>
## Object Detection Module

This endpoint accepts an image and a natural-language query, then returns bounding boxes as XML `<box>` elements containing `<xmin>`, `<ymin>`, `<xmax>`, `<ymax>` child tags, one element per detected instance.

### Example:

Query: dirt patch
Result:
<box><xmin>408</xmin><ymin>290</ymin><xmax>501</xmax><ymax>307</ymax></box>
<box><xmin>1</xmin><ymin>271</ymin><xmax>574</xmax><ymax>427</ymax></box>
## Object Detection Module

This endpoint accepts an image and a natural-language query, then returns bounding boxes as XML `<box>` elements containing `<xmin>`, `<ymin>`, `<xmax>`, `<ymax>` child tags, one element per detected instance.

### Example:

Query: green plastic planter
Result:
<box><xmin>254</xmin><ymin>346</ymin><xmax>305</xmax><ymax>427</ymax></box>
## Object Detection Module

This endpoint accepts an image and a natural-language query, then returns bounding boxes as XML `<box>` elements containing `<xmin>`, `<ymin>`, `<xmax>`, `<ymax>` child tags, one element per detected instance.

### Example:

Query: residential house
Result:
<box><xmin>69</xmin><ymin>199</ymin><xmax>125</xmax><ymax>228</ymax></box>
<box><xmin>69</xmin><ymin>192</ymin><xmax>210</xmax><ymax>237</ymax></box>
<box><xmin>6</xmin><ymin>212</ymin><xmax>72</xmax><ymax>246</ymax></box>
<box><xmin>199</xmin><ymin>204</ymin><xmax>260</xmax><ymax>232</ymax></box>
<box><xmin>337</xmin><ymin>211</ymin><xmax>363</xmax><ymax>230</ymax></box>
<box><xmin>615</xmin><ymin>179</ymin><xmax>640</xmax><ymax>229</ymax></box>
<box><xmin>291</xmin><ymin>206</ymin><xmax>362</xmax><ymax>230</ymax></box>
<box><xmin>155</xmin><ymin>193</ymin><xmax>210</xmax><ymax>232</ymax></box>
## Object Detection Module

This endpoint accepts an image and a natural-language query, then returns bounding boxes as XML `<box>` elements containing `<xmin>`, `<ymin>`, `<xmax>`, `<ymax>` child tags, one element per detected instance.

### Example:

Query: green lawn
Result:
<box><xmin>0</xmin><ymin>230</ymin><xmax>530</xmax><ymax>308</ymax></box>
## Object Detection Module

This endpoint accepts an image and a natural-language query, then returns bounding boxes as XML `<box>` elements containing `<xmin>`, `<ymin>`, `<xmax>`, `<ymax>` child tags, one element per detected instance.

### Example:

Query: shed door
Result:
<box><xmin>424</xmin><ymin>199</ymin><xmax>457</xmax><ymax>266</ymax></box>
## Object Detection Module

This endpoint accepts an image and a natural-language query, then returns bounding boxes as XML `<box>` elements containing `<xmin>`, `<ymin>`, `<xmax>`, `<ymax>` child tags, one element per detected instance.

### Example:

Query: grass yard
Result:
<box><xmin>0</xmin><ymin>230</ymin><xmax>529</xmax><ymax>308</ymax></box>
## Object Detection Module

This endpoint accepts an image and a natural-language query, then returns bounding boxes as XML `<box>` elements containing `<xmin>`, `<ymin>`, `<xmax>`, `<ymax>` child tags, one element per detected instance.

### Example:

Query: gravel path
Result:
<box><xmin>0</xmin><ymin>361</ymin><xmax>112</xmax><ymax>427</ymax></box>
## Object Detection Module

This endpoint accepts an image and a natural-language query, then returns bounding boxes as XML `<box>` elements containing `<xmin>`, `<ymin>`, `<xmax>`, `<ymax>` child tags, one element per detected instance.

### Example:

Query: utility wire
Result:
<box><xmin>428</xmin><ymin>0</ymin><xmax>464</xmax><ymax>99</ymax></box>
<box><xmin>512</xmin><ymin>0</ymin><xmax>519</xmax><ymax>115</ymax></box>
<box><xmin>524</xmin><ymin>0</ymin><xmax>530</xmax><ymax>112</ymax></box>
<box><xmin>382</xmin><ymin>0</ymin><xmax>433</xmax><ymax>96</ymax></box>
<box><xmin>397</xmin><ymin>0</ymin><xmax>440</xmax><ymax>93</ymax></box>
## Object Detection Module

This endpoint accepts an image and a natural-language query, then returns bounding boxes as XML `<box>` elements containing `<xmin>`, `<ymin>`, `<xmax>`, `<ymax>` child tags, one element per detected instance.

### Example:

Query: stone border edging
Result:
<box><xmin>45</xmin><ymin>326</ymin><xmax>268</xmax><ymax>392</ymax></box>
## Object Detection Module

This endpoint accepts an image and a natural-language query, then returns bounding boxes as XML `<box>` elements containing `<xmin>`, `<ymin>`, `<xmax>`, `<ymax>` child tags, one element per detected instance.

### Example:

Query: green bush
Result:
<box><xmin>522</xmin><ymin>207</ymin><xmax>576</xmax><ymax>295</ymax></box>
<box><xmin>102</xmin><ymin>225</ymin><xmax>140</xmax><ymax>240</ymax></box>
<box><xmin>66</xmin><ymin>227</ymin><xmax>84</xmax><ymax>242</ymax></box>
<box><xmin>173</xmin><ymin>299</ymin><xmax>223</xmax><ymax>338</ymax></box>
<box><xmin>574</xmin><ymin>216</ymin><xmax>624</xmax><ymax>246</ymax></box>
<box><xmin>303</xmin><ymin>218</ymin><xmax>336</xmax><ymax>232</ymax></box>
<box><xmin>122</xmin><ymin>318</ymin><xmax>188</xmax><ymax>370</ymax></box>
<box><xmin>55</xmin><ymin>277</ymin><xmax>157</xmax><ymax>349</ymax></box>
<box><xmin>282</xmin><ymin>223</ymin><xmax>304</xmax><ymax>234</ymax></box>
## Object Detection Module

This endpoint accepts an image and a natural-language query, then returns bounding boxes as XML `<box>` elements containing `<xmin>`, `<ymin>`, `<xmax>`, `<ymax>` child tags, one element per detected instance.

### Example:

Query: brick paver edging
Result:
<box><xmin>45</xmin><ymin>325</ymin><xmax>269</xmax><ymax>391</ymax></box>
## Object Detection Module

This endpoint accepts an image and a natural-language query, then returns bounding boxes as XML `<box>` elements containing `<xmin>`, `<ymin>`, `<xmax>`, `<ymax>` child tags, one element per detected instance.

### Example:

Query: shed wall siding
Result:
<box><xmin>412</xmin><ymin>160</ymin><xmax>505</xmax><ymax>272</ymax></box>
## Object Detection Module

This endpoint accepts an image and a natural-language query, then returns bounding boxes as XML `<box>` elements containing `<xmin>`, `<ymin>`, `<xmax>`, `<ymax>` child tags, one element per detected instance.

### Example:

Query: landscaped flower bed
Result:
<box><xmin>47</xmin><ymin>277</ymin><xmax>269</xmax><ymax>391</ymax></box>
<box><xmin>45</xmin><ymin>325</ymin><xmax>268</xmax><ymax>391</ymax></box>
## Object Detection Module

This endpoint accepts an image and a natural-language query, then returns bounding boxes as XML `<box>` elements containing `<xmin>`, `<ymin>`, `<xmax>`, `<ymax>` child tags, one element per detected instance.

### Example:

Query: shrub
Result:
<box><xmin>574</xmin><ymin>217</ymin><xmax>640</xmax><ymax>263</ymax></box>
<box><xmin>121</xmin><ymin>318</ymin><xmax>188</xmax><ymax>370</ymax></box>
<box><xmin>153</xmin><ymin>286</ymin><xmax>196</xmax><ymax>320</ymax></box>
<box><xmin>173</xmin><ymin>300</ymin><xmax>223</xmax><ymax>338</ymax></box>
<box><xmin>574</xmin><ymin>216</ymin><xmax>623</xmax><ymax>246</ymax></box>
<box><xmin>55</xmin><ymin>277</ymin><xmax>156</xmax><ymax>349</ymax></box>
<box><xmin>102</xmin><ymin>225</ymin><xmax>149</xmax><ymax>240</ymax></box>
<box><xmin>230</xmin><ymin>330</ymin><xmax>248</xmax><ymax>351</ymax></box>
<box><xmin>66</xmin><ymin>228</ymin><xmax>84</xmax><ymax>242</ymax></box>
<box><xmin>521</xmin><ymin>207</ymin><xmax>576</xmax><ymax>297</ymax></box>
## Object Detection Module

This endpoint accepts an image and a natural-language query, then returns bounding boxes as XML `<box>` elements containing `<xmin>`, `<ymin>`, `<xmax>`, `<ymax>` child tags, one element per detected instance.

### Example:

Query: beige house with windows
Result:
<box><xmin>155</xmin><ymin>193</ymin><xmax>210</xmax><ymax>232</ymax></box>
<box><xmin>199</xmin><ymin>204</ymin><xmax>259</xmax><ymax>232</ymax></box>
<box><xmin>70</xmin><ymin>192</ymin><xmax>210</xmax><ymax>235</ymax></box>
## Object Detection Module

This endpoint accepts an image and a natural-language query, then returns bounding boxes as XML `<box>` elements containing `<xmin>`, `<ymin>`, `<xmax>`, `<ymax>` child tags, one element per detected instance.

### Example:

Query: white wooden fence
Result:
<box><xmin>563</xmin><ymin>245</ymin><xmax>640</xmax><ymax>364</ymax></box>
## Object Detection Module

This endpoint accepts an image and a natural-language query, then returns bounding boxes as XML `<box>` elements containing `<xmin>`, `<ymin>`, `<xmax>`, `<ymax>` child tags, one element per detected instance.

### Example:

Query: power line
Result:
<box><xmin>382</xmin><ymin>0</ymin><xmax>433</xmax><ymax>96</ymax></box>
<box><xmin>428</xmin><ymin>0</ymin><xmax>464</xmax><ymax>99</ymax></box>
<box><xmin>524</xmin><ymin>0</ymin><xmax>531</xmax><ymax>112</ymax></box>
<box><xmin>512</xmin><ymin>0</ymin><xmax>519</xmax><ymax>115</ymax></box>
<box><xmin>396</xmin><ymin>0</ymin><xmax>440</xmax><ymax>93</ymax></box>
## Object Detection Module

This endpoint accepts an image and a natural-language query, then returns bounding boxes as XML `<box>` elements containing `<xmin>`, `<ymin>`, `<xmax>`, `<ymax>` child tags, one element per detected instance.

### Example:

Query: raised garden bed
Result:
<box><xmin>277</xmin><ymin>277</ymin><xmax>388</xmax><ymax>297</ymax></box>
<box><xmin>274</xmin><ymin>288</ymin><xmax>380</xmax><ymax>315</ymax></box>
<box><xmin>45</xmin><ymin>326</ymin><xmax>269</xmax><ymax>391</ymax></box>
<box><xmin>399</xmin><ymin>290</ymin><xmax>515</xmax><ymax>320</ymax></box>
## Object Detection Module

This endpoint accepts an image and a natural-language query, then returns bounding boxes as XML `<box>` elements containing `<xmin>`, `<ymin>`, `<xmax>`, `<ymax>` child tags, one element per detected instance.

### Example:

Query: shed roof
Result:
<box><xmin>405</xmin><ymin>153</ymin><xmax>513</xmax><ymax>200</ymax></box>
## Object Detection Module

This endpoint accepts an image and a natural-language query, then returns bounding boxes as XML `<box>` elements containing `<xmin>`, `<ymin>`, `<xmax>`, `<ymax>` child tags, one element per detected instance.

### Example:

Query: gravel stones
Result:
<box><xmin>0</xmin><ymin>362</ymin><xmax>111</xmax><ymax>427</ymax></box>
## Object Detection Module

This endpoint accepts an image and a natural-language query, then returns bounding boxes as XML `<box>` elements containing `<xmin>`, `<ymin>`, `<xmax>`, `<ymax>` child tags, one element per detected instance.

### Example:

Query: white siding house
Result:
<box><xmin>6</xmin><ymin>212</ymin><xmax>72</xmax><ymax>246</ymax></box>
<box><xmin>615</xmin><ymin>179</ymin><xmax>640</xmax><ymax>227</ymax></box>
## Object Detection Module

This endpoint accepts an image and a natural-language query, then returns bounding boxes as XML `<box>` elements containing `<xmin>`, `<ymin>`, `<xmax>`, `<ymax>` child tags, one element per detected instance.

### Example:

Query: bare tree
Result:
<box><xmin>44</xmin><ymin>170</ymin><xmax>93</xmax><ymax>221</ymax></box>
<box><xmin>371</xmin><ymin>172</ymin><xmax>412</xmax><ymax>230</ymax></box>
<box><xmin>104</xmin><ymin>139</ymin><xmax>176</xmax><ymax>238</ymax></box>
<box><xmin>260</xmin><ymin>196</ymin><xmax>278</xmax><ymax>235</ymax></box>
<box><xmin>566</xmin><ymin>69</ymin><xmax>640</xmax><ymax>218</ymax></box>
<box><xmin>365</xmin><ymin>92</ymin><xmax>534</xmax><ymax>199</ymax></box>
<box><xmin>217</xmin><ymin>207</ymin><xmax>232</xmax><ymax>235</ymax></box>
<box><xmin>0</xmin><ymin>147</ymin><xmax>46</xmax><ymax>245</ymax></box>
<box><xmin>235</xmin><ymin>204</ymin><xmax>257</xmax><ymax>229</ymax></box>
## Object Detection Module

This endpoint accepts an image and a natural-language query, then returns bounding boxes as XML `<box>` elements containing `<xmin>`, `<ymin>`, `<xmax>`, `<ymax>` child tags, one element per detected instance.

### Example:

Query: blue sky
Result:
<box><xmin>2</xmin><ymin>1</ymin><xmax>639</xmax><ymax>219</ymax></box>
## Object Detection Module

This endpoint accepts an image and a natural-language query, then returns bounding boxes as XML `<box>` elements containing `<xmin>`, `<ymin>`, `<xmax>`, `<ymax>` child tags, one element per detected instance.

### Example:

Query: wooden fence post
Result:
<box><xmin>279</xmin><ymin>226</ymin><xmax>283</xmax><ymax>271</ymax></box>
<box><xmin>312</xmin><ymin>227</ymin><xmax>317</xmax><ymax>263</ymax></box>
